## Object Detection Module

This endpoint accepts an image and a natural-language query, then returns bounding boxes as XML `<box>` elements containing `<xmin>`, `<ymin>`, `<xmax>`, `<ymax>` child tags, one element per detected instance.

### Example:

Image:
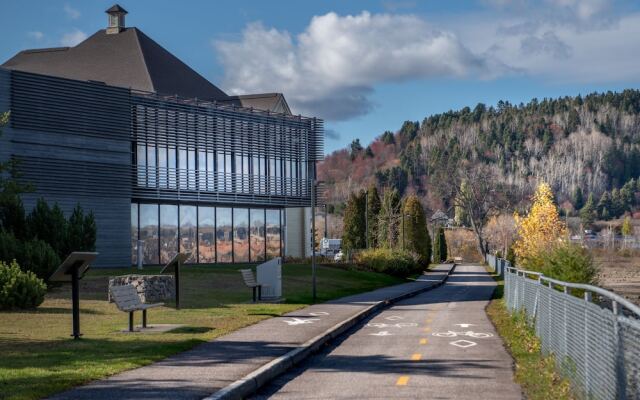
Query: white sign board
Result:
<box><xmin>257</xmin><ymin>257</ymin><xmax>282</xmax><ymax>300</ymax></box>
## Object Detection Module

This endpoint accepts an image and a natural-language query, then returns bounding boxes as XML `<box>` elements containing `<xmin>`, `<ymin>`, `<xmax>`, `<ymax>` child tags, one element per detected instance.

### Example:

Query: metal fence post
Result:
<box><xmin>584</xmin><ymin>291</ymin><xmax>592</xmax><ymax>398</ymax></box>
<box><xmin>612</xmin><ymin>301</ymin><xmax>627</xmax><ymax>399</ymax></box>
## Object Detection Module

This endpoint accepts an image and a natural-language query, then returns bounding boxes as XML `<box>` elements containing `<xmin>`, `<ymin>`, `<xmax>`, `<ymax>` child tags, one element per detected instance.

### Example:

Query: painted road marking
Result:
<box><xmin>423</xmin><ymin>327</ymin><xmax>431</xmax><ymax>332</ymax></box>
<box><xmin>450</xmin><ymin>340</ymin><xmax>477</xmax><ymax>348</ymax></box>
<box><xmin>419</xmin><ymin>338</ymin><xmax>428</xmax><ymax>345</ymax></box>
<box><xmin>396</xmin><ymin>376</ymin><xmax>410</xmax><ymax>386</ymax></box>
<box><xmin>432</xmin><ymin>330</ymin><xmax>493</xmax><ymax>338</ymax></box>
<box><xmin>455</xmin><ymin>323</ymin><xmax>474</xmax><ymax>328</ymax></box>
<box><xmin>369</xmin><ymin>331</ymin><xmax>392</xmax><ymax>336</ymax></box>
<box><xmin>309</xmin><ymin>312</ymin><xmax>329</xmax><ymax>316</ymax></box>
<box><xmin>367</xmin><ymin>322</ymin><xmax>418</xmax><ymax>329</ymax></box>
<box><xmin>426</xmin><ymin>318</ymin><xmax>433</xmax><ymax>324</ymax></box>
<box><xmin>282</xmin><ymin>318</ymin><xmax>319</xmax><ymax>326</ymax></box>
<box><xmin>411</xmin><ymin>353</ymin><xmax>422</xmax><ymax>361</ymax></box>
<box><xmin>385</xmin><ymin>315</ymin><xmax>403</xmax><ymax>321</ymax></box>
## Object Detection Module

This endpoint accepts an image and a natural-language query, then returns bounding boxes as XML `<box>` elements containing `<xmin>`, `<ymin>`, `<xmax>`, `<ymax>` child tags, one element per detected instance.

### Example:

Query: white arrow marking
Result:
<box><xmin>283</xmin><ymin>318</ymin><xmax>319</xmax><ymax>326</ymax></box>
<box><xmin>454</xmin><ymin>323</ymin><xmax>475</xmax><ymax>328</ymax></box>
<box><xmin>369</xmin><ymin>331</ymin><xmax>392</xmax><ymax>336</ymax></box>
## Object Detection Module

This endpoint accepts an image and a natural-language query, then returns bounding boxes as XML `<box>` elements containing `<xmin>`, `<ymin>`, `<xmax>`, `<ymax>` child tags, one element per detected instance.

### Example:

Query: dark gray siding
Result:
<box><xmin>0</xmin><ymin>68</ymin><xmax>131</xmax><ymax>267</ymax></box>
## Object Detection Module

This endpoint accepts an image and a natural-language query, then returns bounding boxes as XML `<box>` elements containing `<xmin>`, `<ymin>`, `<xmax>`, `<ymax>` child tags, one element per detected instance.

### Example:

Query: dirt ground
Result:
<box><xmin>592</xmin><ymin>248</ymin><xmax>640</xmax><ymax>306</ymax></box>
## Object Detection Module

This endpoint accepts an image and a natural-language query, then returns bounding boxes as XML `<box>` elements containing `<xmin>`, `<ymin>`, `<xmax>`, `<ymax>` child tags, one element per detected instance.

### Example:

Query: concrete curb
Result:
<box><xmin>204</xmin><ymin>264</ymin><xmax>457</xmax><ymax>400</ymax></box>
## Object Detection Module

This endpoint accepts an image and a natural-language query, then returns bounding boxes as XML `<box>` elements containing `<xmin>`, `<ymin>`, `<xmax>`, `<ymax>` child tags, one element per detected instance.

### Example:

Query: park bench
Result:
<box><xmin>109</xmin><ymin>284</ymin><xmax>164</xmax><ymax>332</ymax></box>
<box><xmin>240</xmin><ymin>269</ymin><xmax>268</xmax><ymax>302</ymax></box>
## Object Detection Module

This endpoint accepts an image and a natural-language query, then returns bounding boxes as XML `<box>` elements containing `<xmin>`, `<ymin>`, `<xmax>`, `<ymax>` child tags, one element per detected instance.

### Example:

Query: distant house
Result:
<box><xmin>0</xmin><ymin>5</ymin><xmax>322</xmax><ymax>266</ymax></box>
<box><xmin>430</xmin><ymin>210</ymin><xmax>451</xmax><ymax>227</ymax></box>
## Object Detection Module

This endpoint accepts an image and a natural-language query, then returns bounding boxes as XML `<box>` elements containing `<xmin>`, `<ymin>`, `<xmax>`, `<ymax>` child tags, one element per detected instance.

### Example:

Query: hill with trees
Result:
<box><xmin>319</xmin><ymin>89</ymin><xmax>640</xmax><ymax>218</ymax></box>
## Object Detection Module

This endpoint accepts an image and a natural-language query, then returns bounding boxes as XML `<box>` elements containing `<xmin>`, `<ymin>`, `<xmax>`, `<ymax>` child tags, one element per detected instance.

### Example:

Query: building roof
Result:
<box><xmin>221</xmin><ymin>93</ymin><xmax>292</xmax><ymax>114</ymax></box>
<box><xmin>430</xmin><ymin>210</ymin><xmax>449</xmax><ymax>222</ymax></box>
<box><xmin>2</xmin><ymin>27</ymin><xmax>229</xmax><ymax>101</ymax></box>
<box><xmin>106</xmin><ymin>4</ymin><xmax>127</xmax><ymax>13</ymax></box>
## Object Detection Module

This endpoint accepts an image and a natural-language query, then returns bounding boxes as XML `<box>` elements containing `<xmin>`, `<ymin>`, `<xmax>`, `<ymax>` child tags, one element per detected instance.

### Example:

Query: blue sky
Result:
<box><xmin>2</xmin><ymin>0</ymin><xmax>640</xmax><ymax>153</ymax></box>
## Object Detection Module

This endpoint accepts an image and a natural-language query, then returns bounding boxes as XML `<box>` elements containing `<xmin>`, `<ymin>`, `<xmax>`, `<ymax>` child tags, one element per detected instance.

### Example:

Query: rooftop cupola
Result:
<box><xmin>106</xmin><ymin>4</ymin><xmax>128</xmax><ymax>34</ymax></box>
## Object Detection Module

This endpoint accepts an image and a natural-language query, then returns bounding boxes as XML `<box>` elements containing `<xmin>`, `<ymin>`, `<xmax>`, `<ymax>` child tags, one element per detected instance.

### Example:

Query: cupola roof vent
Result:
<box><xmin>106</xmin><ymin>4</ymin><xmax>128</xmax><ymax>34</ymax></box>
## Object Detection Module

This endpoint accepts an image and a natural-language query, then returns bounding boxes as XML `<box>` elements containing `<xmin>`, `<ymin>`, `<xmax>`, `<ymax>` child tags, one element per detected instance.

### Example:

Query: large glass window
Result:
<box><xmin>266</xmin><ymin>209</ymin><xmax>281</xmax><ymax>259</ymax></box>
<box><xmin>198</xmin><ymin>150</ymin><xmax>206</xmax><ymax>191</ymax></box>
<box><xmin>225</xmin><ymin>153</ymin><xmax>232</xmax><ymax>192</ymax></box>
<box><xmin>160</xmin><ymin>204</ymin><xmax>178</xmax><ymax>264</ymax></box>
<box><xmin>137</xmin><ymin>144</ymin><xmax>146</xmax><ymax>186</ymax></box>
<box><xmin>198</xmin><ymin>206</ymin><xmax>215</xmax><ymax>263</ymax></box>
<box><xmin>250</xmin><ymin>209</ymin><xmax>265</xmax><ymax>262</ymax></box>
<box><xmin>188</xmin><ymin>150</ymin><xmax>196</xmax><ymax>189</ymax></box>
<box><xmin>131</xmin><ymin>203</ymin><xmax>138</xmax><ymax>265</ymax></box>
<box><xmin>158</xmin><ymin>146</ymin><xmax>167</xmax><ymax>188</ymax></box>
<box><xmin>180</xmin><ymin>205</ymin><xmax>197</xmax><ymax>263</ymax></box>
<box><xmin>147</xmin><ymin>145</ymin><xmax>156</xmax><ymax>187</ymax></box>
<box><xmin>217</xmin><ymin>150</ymin><xmax>225</xmax><ymax>192</ymax></box>
<box><xmin>216</xmin><ymin>207</ymin><xmax>233</xmax><ymax>263</ymax></box>
<box><xmin>179</xmin><ymin>149</ymin><xmax>187</xmax><ymax>189</ymax></box>
<box><xmin>233</xmin><ymin>208</ymin><xmax>249</xmax><ymax>263</ymax></box>
<box><xmin>131</xmin><ymin>203</ymin><xmax>282</xmax><ymax>265</ymax></box>
<box><xmin>140</xmin><ymin>204</ymin><xmax>159</xmax><ymax>264</ymax></box>
<box><xmin>168</xmin><ymin>147</ymin><xmax>177</xmax><ymax>189</ymax></box>
<box><xmin>207</xmin><ymin>151</ymin><xmax>215</xmax><ymax>191</ymax></box>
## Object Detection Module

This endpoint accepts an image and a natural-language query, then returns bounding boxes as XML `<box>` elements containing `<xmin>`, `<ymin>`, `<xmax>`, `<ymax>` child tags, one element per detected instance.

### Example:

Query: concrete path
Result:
<box><xmin>253</xmin><ymin>265</ymin><xmax>523</xmax><ymax>399</ymax></box>
<box><xmin>48</xmin><ymin>265</ymin><xmax>454</xmax><ymax>400</ymax></box>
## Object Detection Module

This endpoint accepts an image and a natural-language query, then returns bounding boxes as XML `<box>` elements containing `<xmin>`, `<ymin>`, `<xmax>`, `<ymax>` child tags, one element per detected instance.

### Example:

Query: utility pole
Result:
<box><xmin>311</xmin><ymin>165</ymin><xmax>317</xmax><ymax>303</ymax></box>
<box><xmin>402</xmin><ymin>214</ymin><xmax>405</xmax><ymax>251</ymax></box>
<box><xmin>324</xmin><ymin>204</ymin><xmax>328</xmax><ymax>239</ymax></box>
<box><xmin>365</xmin><ymin>190</ymin><xmax>369</xmax><ymax>249</ymax></box>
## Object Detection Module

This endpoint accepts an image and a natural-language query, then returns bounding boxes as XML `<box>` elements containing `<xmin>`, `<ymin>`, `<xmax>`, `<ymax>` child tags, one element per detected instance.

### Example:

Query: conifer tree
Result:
<box><xmin>580</xmin><ymin>193</ymin><xmax>597</xmax><ymax>228</ymax></box>
<box><xmin>573</xmin><ymin>187</ymin><xmax>584</xmax><ymax>210</ymax></box>
<box><xmin>433</xmin><ymin>226</ymin><xmax>448</xmax><ymax>263</ymax></box>
<box><xmin>366</xmin><ymin>185</ymin><xmax>381</xmax><ymax>248</ymax></box>
<box><xmin>377</xmin><ymin>188</ymin><xmax>401</xmax><ymax>248</ymax></box>
<box><xmin>401</xmin><ymin>195</ymin><xmax>431</xmax><ymax>265</ymax></box>
<box><xmin>342</xmin><ymin>191</ymin><xmax>366</xmax><ymax>251</ymax></box>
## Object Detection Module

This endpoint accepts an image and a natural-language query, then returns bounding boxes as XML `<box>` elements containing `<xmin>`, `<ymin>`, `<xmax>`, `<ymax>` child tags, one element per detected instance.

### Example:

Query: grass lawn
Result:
<box><xmin>485</xmin><ymin>269</ymin><xmax>574</xmax><ymax>400</ymax></box>
<box><xmin>0</xmin><ymin>263</ymin><xmax>403</xmax><ymax>400</ymax></box>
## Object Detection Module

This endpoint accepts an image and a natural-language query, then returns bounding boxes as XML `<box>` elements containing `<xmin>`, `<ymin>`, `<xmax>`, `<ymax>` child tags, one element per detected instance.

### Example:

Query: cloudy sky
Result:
<box><xmin>2</xmin><ymin>0</ymin><xmax>640</xmax><ymax>152</ymax></box>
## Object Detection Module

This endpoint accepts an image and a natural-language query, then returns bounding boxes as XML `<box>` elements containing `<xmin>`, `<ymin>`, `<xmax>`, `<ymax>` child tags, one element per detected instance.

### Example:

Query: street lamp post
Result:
<box><xmin>311</xmin><ymin>176</ymin><xmax>324</xmax><ymax>303</ymax></box>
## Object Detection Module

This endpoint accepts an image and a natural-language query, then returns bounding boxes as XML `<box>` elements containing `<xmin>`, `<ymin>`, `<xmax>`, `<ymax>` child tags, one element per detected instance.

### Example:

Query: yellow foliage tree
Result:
<box><xmin>513</xmin><ymin>182</ymin><xmax>567</xmax><ymax>270</ymax></box>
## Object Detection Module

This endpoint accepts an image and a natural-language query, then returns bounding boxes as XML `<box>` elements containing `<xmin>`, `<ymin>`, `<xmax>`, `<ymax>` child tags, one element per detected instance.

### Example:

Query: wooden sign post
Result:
<box><xmin>160</xmin><ymin>252</ymin><xmax>190</xmax><ymax>309</ymax></box>
<box><xmin>49</xmin><ymin>252</ymin><xmax>99</xmax><ymax>339</ymax></box>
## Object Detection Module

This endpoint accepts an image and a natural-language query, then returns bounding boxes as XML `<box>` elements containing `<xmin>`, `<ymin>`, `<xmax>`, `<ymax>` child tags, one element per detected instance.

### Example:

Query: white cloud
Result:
<box><xmin>453</xmin><ymin>2</ymin><xmax>640</xmax><ymax>84</ymax></box>
<box><xmin>27</xmin><ymin>31</ymin><xmax>44</xmax><ymax>41</ymax></box>
<box><xmin>214</xmin><ymin>12</ymin><xmax>495</xmax><ymax>120</ymax></box>
<box><xmin>64</xmin><ymin>4</ymin><xmax>80</xmax><ymax>20</ymax></box>
<box><xmin>60</xmin><ymin>29</ymin><xmax>87</xmax><ymax>47</ymax></box>
<box><xmin>215</xmin><ymin>3</ymin><xmax>640</xmax><ymax>121</ymax></box>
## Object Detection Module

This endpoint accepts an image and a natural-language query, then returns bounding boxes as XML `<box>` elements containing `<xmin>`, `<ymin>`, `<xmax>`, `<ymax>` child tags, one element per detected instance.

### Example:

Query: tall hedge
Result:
<box><xmin>366</xmin><ymin>185</ymin><xmax>381</xmax><ymax>248</ymax></box>
<box><xmin>401</xmin><ymin>195</ymin><xmax>431</xmax><ymax>265</ymax></box>
<box><xmin>433</xmin><ymin>226</ymin><xmax>448</xmax><ymax>263</ymax></box>
<box><xmin>342</xmin><ymin>190</ymin><xmax>366</xmax><ymax>251</ymax></box>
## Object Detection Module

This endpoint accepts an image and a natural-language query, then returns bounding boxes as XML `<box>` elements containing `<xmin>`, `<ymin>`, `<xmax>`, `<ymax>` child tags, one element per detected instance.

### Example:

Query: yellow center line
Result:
<box><xmin>396</xmin><ymin>376</ymin><xmax>410</xmax><ymax>386</ymax></box>
<box><xmin>423</xmin><ymin>327</ymin><xmax>431</xmax><ymax>332</ymax></box>
<box><xmin>411</xmin><ymin>353</ymin><xmax>422</xmax><ymax>361</ymax></box>
<box><xmin>426</xmin><ymin>319</ymin><xmax>433</xmax><ymax>324</ymax></box>
<box><xmin>419</xmin><ymin>338</ymin><xmax>428</xmax><ymax>345</ymax></box>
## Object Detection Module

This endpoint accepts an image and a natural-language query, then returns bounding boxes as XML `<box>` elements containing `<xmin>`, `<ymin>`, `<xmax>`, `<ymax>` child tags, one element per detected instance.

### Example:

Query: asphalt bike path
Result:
<box><xmin>252</xmin><ymin>264</ymin><xmax>522</xmax><ymax>400</ymax></box>
<box><xmin>48</xmin><ymin>264</ymin><xmax>454</xmax><ymax>400</ymax></box>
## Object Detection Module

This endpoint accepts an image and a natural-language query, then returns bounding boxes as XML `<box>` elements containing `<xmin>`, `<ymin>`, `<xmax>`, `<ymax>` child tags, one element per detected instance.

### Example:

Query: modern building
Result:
<box><xmin>0</xmin><ymin>5</ymin><xmax>322</xmax><ymax>267</ymax></box>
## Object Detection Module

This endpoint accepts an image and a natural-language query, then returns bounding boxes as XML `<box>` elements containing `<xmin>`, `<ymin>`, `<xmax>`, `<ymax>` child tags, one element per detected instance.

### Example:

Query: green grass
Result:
<box><xmin>0</xmin><ymin>263</ymin><xmax>402</xmax><ymax>400</ymax></box>
<box><xmin>484</xmin><ymin>267</ymin><xmax>574</xmax><ymax>400</ymax></box>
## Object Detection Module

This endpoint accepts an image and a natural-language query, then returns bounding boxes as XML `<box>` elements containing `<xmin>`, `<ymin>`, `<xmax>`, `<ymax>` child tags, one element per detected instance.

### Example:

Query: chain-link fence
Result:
<box><xmin>487</xmin><ymin>254</ymin><xmax>640</xmax><ymax>399</ymax></box>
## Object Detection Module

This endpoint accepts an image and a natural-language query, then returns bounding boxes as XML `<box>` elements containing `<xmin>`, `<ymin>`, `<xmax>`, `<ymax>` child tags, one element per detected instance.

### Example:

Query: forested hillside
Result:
<box><xmin>319</xmin><ymin>90</ymin><xmax>640</xmax><ymax>214</ymax></box>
